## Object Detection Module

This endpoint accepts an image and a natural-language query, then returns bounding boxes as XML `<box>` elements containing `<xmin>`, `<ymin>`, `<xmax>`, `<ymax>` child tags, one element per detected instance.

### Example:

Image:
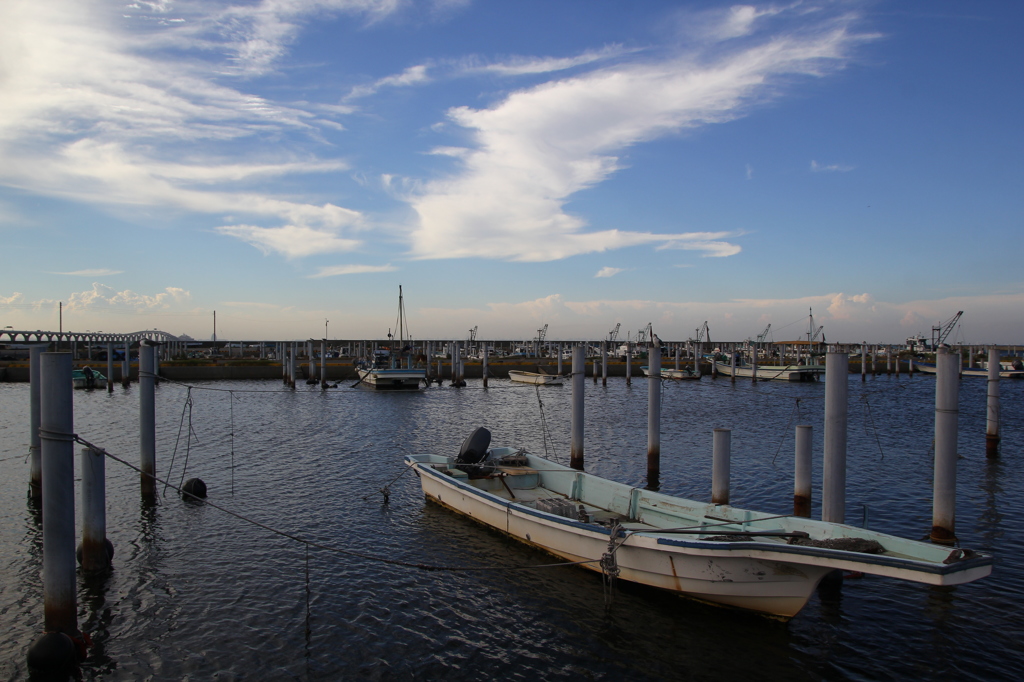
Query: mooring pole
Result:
<box><xmin>40</xmin><ymin>352</ymin><xmax>80</xmax><ymax>636</ymax></box>
<box><xmin>139</xmin><ymin>342</ymin><xmax>157</xmax><ymax>499</ymax></box>
<box><xmin>105</xmin><ymin>342</ymin><xmax>114</xmax><ymax>392</ymax></box>
<box><xmin>647</xmin><ymin>339</ymin><xmax>661</xmax><ymax>487</ymax></box>
<box><xmin>675</xmin><ymin>346</ymin><xmax>681</xmax><ymax>371</ymax></box>
<box><xmin>321</xmin><ymin>339</ymin><xmax>327</xmax><ymax>388</ymax></box>
<box><xmin>570</xmin><ymin>345</ymin><xmax>585</xmax><ymax>471</ymax></box>
<box><xmin>861</xmin><ymin>343</ymin><xmax>867</xmax><ymax>381</ymax></box>
<box><xmin>122</xmin><ymin>340</ymin><xmax>130</xmax><ymax>387</ymax></box>
<box><xmin>626</xmin><ymin>341</ymin><xmax>632</xmax><ymax>385</ymax></box>
<box><xmin>931</xmin><ymin>347</ymin><xmax>959</xmax><ymax>544</ymax></box>
<box><xmin>794</xmin><ymin>425</ymin><xmax>812</xmax><ymax>517</ymax></box>
<box><xmin>290</xmin><ymin>343</ymin><xmax>297</xmax><ymax>390</ymax></box>
<box><xmin>986</xmin><ymin>347</ymin><xmax>1001</xmax><ymax>457</ymax></box>
<box><xmin>80</xmin><ymin>447</ymin><xmax>110</xmax><ymax>571</ymax></box>
<box><xmin>557</xmin><ymin>343</ymin><xmax>563</xmax><ymax>375</ymax></box>
<box><xmin>731</xmin><ymin>350</ymin><xmax>736</xmax><ymax>383</ymax></box>
<box><xmin>482</xmin><ymin>343</ymin><xmax>489</xmax><ymax>388</ymax></box>
<box><xmin>823</xmin><ymin>350</ymin><xmax>848</xmax><ymax>523</ymax></box>
<box><xmin>712</xmin><ymin>428</ymin><xmax>731</xmax><ymax>505</ymax></box>
<box><xmin>601</xmin><ymin>340</ymin><xmax>608</xmax><ymax>387</ymax></box>
<box><xmin>29</xmin><ymin>345</ymin><xmax>44</xmax><ymax>502</ymax></box>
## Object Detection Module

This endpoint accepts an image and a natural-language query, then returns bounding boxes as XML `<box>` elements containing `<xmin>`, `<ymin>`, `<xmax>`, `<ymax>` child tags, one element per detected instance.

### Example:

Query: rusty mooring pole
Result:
<box><xmin>794</xmin><ymin>425</ymin><xmax>812</xmax><ymax>517</ymax></box>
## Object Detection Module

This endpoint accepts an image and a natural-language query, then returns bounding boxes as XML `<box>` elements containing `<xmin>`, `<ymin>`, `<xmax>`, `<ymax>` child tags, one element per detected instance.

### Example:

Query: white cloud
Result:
<box><xmin>658</xmin><ymin>233</ymin><xmax>743</xmax><ymax>257</ymax></box>
<box><xmin>471</xmin><ymin>45</ymin><xmax>636</xmax><ymax>76</ymax></box>
<box><xmin>409</xmin><ymin>6</ymin><xmax>868</xmax><ymax>261</ymax></box>
<box><xmin>745</xmin><ymin>163</ymin><xmax>754</xmax><ymax>180</ymax></box>
<box><xmin>345</xmin><ymin>64</ymin><xmax>431</xmax><ymax>101</ymax></box>
<box><xmin>216</xmin><ymin>224</ymin><xmax>361</xmax><ymax>258</ymax></box>
<box><xmin>50</xmin><ymin>269</ymin><xmax>124</xmax><ymax>277</ymax></box>
<box><xmin>595</xmin><ymin>267</ymin><xmax>625</xmax><ymax>278</ymax></box>
<box><xmin>0</xmin><ymin>292</ymin><xmax>25</xmax><ymax>305</ymax></box>
<box><xmin>810</xmin><ymin>160</ymin><xmax>854</xmax><ymax>173</ymax></box>
<box><xmin>308</xmin><ymin>264</ymin><xmax>398</xmax><ymax>277</ymax></box>
<box><xmin>66</xmin><ymin>282</ymin><xmax>191</xmax><ymax>311</ymax></box>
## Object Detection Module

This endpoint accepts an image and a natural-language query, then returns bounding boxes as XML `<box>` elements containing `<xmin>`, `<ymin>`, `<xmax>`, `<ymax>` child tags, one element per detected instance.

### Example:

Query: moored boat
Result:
<box><xmin>642</xmin><ymin>366</ymin><xmax>700</xmax><ymax>380</ymax></box>
<box><xmin>508</xmin><ymin>370</ymin><xmax>564</xmax><ymax>386</ymax></box>
<box><xmin>356</xmin><ymin>285</ymin><xmax>426</xmax><ymax>390</ymax></box>
<box><xmin>713</xmin><ymin>360</ymin><xmax>823</xmax><ymax>382</ymax></box>
<box><xmin>72</xmin><ymin>367</ymin><xmax>106</xmax><ymax>389</ymax></box>
<box><xmin>406</xmin><ymin>428</ymin><xmax>992</xmax><ymax>619</ymax></box>
<box><xmin>912</xmin><ymin>360</ymin><xmax>1024</xmax><ymax>379</ymax></box>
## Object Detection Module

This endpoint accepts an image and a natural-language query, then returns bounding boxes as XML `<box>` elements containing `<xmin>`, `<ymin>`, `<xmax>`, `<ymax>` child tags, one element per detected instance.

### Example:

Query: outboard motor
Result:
<box><xmin>455</xmin><ymin>427</ymin><xmax>495</xmax><ymax>475</ymax></box>
<box><xmin>1013</xmin><ymin>358</ymin><xmax>1023</xmax><ymax>371</ymax></box>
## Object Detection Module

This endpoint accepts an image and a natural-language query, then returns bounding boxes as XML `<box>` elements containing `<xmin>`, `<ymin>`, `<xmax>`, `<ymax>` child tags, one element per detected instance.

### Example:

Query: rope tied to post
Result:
<box><xmin>600</xmin><ymin>519</ymin><xmax>629</xmax><ymax>605</ymax></box>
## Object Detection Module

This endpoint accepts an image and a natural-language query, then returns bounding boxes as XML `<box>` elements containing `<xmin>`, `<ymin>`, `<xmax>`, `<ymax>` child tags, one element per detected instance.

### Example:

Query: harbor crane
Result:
<box><xmin>608</xmin><ymin>323</ymin><xmax>621</xmax><ymax>343</ymax></box>
<box><xmin>637</xmin><ymin>323</ymin><xmax>654</xmax><ymax>346</ymax></box>
<box><xmin>468</xmin><ymin>326</ymin><xmax>477</xmax><ymax>342</ymax></box>
<box><xmin>807</xmin><ymin>309</ymin><xmax>824</xmax><ymax>345</ymax></box>
<box><xmin>931</xmin><ymin>311</ymin><xmax>964</xmax><ymax>348</ymax></box>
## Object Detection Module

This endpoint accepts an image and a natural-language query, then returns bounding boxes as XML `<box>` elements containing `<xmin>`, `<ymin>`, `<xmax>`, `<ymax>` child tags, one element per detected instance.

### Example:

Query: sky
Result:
<box><xmin>1</xmin><ymin>0</ymin><xmax>1022</xmax><ymax>344</ymax></box>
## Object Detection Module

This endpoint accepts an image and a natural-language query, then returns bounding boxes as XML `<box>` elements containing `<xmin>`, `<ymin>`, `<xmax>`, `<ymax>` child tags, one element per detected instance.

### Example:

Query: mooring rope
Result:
<box><xmin>71</xmin><ymin>433</ymin><xmax>602</xmax><ymax>574</ymax></box>
<box><xmin>163</xmin><ymin>387</ymin><xmax>198</xmax><ymax>497</ymax></box>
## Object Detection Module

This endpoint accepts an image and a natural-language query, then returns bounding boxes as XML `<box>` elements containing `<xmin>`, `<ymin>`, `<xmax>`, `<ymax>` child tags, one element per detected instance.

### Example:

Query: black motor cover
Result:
<box><xmin>456</xmin><ymin>427</ymin><xmax>492</xmax><ymax>464</ymax></box>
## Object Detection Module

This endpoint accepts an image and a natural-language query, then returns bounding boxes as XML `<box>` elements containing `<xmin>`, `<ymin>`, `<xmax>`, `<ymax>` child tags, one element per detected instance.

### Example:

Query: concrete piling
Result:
<box><xmin>39</xmin><ymin>352</ymin><xmax>80</xmax><ymax>636</ymax></box>
<box><xmin>139</xmin><ymin>342</ymin><xmax>157</xmax><ymax>499</ymax></box>
<box><xmin>106</xmin><ymin>342</ymin><xmax>114</xmax><ymax>392</ymax></box>
<box><xmin>601</xmin><ymin>341</ymin><xmax>608</xmax><ymax>386</ymax></box>
<box><xmin>626</xmin><ymin>341</ymin><xmax>632</xmax><ymax>386</ymax></box>
<box><xmin>861</xmin><ymin>343</ymin><xmax>867</xmax><ymax>381</ymax></box>
<box><xmin>823</xmin><ymin>351</ymin><xmax>848</xmax><ymax>523</ymax></box>
<box><xmin>931</xmin><ymin>347</ymin><xmax>959</xmax><ymax>544</ymax></box>
<box><xmin>29</xmin><ymin>345</ymin><xmax>44</xmax><ymax>502</ymax></box>
<box><xmin>647</xmin><ymin>339</ymin><xmax>661</xmax><ymax>487</ymax></box>
<box><xmin>731</xmin><ymin>351</ymin><xmax>736</xmax><ymax>383</ymax></box>
<box><xmin>321</xmin><ymin>339</ymin><xmax>327</xmax><ymax>388</ymax></box>
<box><xmin>794</xmin><ymin>425</ymin><xmax>812</xmax><ymax>517</ymax></box>
<box><xmin>986</xmin><ymin>347</ymin><xmax>1001</xmax><ymax>456</ymax></box>
<box><xmin>482</xmin><ymin>344</ymin><xmax>489</xmax><ymax>388</ymax></box>
<box><xmin>570</xmin><ymin>345</ymin><xmax>584</xmax><ymax>471</ymax></box>
<box><xmin>557</xmin><ymin>343</ymin><xmax>563</xmax><ymax>375</ymax></box>
<box><xmin>80</xmin><ymin>447</ymin><xmax>110</xmax><ymax>572</ymax></box>
<box><xmin>712</xmin><ymin>428</ymin><xmax>731</xmax><ymax>505</ymax></box>
<box><xmin>122</xmin><ymin>340</ymin><xmax>130</xmax><ymax>387</ymax></box>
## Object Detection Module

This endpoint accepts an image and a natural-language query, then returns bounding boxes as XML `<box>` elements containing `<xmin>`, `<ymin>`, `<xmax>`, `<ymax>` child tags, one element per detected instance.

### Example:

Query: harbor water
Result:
<box><xmin>1</xmin><ymin>372</ymin><xmax>1022</xmax><ymax>680</ymax></box>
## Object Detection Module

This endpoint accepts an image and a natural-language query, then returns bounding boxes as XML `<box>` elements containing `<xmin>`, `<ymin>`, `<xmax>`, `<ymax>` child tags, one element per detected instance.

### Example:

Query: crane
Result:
<box><xmin>637</xmin><ymin>323</ymin><xmax>654</xmax><ymax>346</ymax></box>
<box><xmin>931</xmin><ymin>311</ymin><xmax>963</xmax><ymax>348</ymax></box>
<box><xmin>468</xmin><ymin>326</ymin><xmax>477</xmax><ymax>342</ymax></box>
<box><xmin>756</xmin><ymin>324</ymin><xmax>772</xmax><ymax>344</ymax></box>
<box><xmin>533</xmin><ymin>323</ymin><xmax>549</xmax><ymax>358</ymax></box>
<box><xmin>608</xmin><ymin>323</ymin><xmax>621</xmax><ymax>343</ymax></box>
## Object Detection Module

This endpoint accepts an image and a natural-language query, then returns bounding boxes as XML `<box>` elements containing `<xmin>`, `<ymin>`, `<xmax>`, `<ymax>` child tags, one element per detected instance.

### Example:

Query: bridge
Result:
<box><xmin>0</xmin><ymin>329</ymin><xmax>182</xmax><ymax>344</ymax></box>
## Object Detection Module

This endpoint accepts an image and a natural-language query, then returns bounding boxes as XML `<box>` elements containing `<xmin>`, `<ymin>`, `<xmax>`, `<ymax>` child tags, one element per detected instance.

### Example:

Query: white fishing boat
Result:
<box><xmin>642</xmin><ymin>366</ymin><xmax>700</xmax><ymax>380</ymax></box>
<box><xmin>911</xmin><ymin>360</ymin><xmax>1024</xmax><ymax>379</ymax></box>
<box><xmin>508</xmin><ymin>370</ymin><xmax>564</xmax><ymax>386</ymax></box>
<box><xmin>356</xmin><ymin>286</ymin><xmax>426</xmax><ymax>390</ymax></box>
<box><xmin>406</xmin><ymin>428</ymin><xmax>991</xmax><ymax>620</ymax></box>
<box><xmin>713</xmin><ymin>360</ymin><xmax>824</xmax><ymax>382</ymax></box>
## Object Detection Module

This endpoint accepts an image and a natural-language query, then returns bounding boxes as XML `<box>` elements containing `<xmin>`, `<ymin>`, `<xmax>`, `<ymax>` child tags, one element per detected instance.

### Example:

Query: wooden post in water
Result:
<box><xmin>712</xmin><ymin>428</ymin><xmax>730</xmax><ymax>505</ymax></box>
<box><xmin>647</xmin><ymin>339</ymin><xmax>661</xmax><ymax>487</ymax></box>
<box><xmin>823</xmin><ymin>351</ymin><xmax>848</xmax><ymax>523</ymax></box>
<box><xmin>39</xmin><ymin>352</ymin><xmax>80</xmax><ymax>638</ymax></box>
<box><xmin>794</xmin><ymin>425</ymin><xmax>812</xmax><ymax>517</ymax></box>
<box><xmin>931</xmin><ymin>348</ymin><xmax>959</xmax><ymax>544</ymax></box>
<box><xmin>80</xmin><ymin>447</ymin><xmax>110</xmax><ymax>571</ymax></box>
<box><xmin>139</xmin><ymin>342</ymin><xmax>157</xmax><ymax>499</ymax></box>
<box><xmin>570</xmin><ymin>345</ymin><xmax>584</xmax><ymax>471</ymax></box>
<box><xmin>28</xmin><ymin>345</ymin><xmax>44</xmax><ymax>502</ymax></box>
<box><xmin>986</xmin><ymin>347</ymin><xmax>1001</xmax><ymax>457</ymax></box>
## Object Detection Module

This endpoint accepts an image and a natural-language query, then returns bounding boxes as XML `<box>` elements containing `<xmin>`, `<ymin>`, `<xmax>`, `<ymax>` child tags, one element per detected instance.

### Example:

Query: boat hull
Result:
<box><xmin>912</xmin><ymin>361</ymin><xmax>1024</xmax><ymax>379</ymax></box>
<box><xmin>356</xmin><ymin>367</ymin><xmax>426</xmax><ymax>390</ymax></box>
<box><xmin>714</xmin><ymin>362</ymin><xmax>823</xmax><ymax>382</ymax></box>
<box><xmin>508</xmin><ymin>370</ymin><xmax>564</xmax><ymax>385</ymax></box>
<box><xmin>641</xmin><ymin>367</ymin><xmax>700</xmax><ymax>380</ymax></box>
<box><xmin>407</xmin><ymin>451</ymin><xmax>991</xmax><ymax>619</ymax></box>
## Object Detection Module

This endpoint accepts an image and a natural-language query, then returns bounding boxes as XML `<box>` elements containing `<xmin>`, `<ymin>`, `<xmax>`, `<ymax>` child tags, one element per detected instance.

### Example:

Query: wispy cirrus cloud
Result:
<box><xmin>216</xmin><ymin>224</ymin><xmax>361</xmax><ymax>258</ymax></box>
<box><xmin>595</xmin><ymin>267</ymin><xmax>625</xmax><ymax>278</ymax></box>
<box><xmin>408</xmin><ymin>4</ymin><xmax>872</xmax><ymax>262</ymax></box>
<box><xmin>811</xmin><ymin>160</ymin><xmax>855</xmax><ymax>172</ymax></box>
<box><xmin>308</xmin><ymin>264</ymin><xmax>398</xmax><ymax>277</ymax></box>
<box><xmin>345</xmin><ymin>64</ymin><xmax>431</xmax><ymax>101</ymax></box>
<box><xmin>50</xmin><ymin>269</ymin><xmax>123</xmax><ymax>277</ymax></box>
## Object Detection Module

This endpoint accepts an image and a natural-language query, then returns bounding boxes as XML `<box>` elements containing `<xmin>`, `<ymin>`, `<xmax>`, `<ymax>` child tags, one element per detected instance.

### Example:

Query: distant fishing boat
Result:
<box><xmin>407</xmin><ymin>428</ymin><xmax>993</xmax><ymax>620</ymax></box>
<box><xmin>72</xmin><ymin>367</ymin><xmax>106</xmax><ymax>389</ymax></box>
<box><xmin>713</xmin><ymin>360</ymin><xmax>824</xmax><ymax>382</ymax></box>
<box><xmin>508</xmin><ymin>369</ymin><xmax>564</xmax><ymax>386</ymax></box>
<box><xmin>642</xmin><ymin>366</ymin><xmax>701</xmax><ymax>380</ymax></box>
<box><xmin>912</xmin><ymin>359</ymin><xmax>1024</xmax><ymax>379</ymax></box>
<box><xmin>355</xmin><ymin>286</ymin><xmax>426</xmax><ymax>390</ymax></box>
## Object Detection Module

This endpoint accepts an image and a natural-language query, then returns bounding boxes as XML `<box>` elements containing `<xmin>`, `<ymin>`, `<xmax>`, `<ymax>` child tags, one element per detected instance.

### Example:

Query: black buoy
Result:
<box><xmin>27</xmin><ymin>631</ymin><xmax>78</xmax><ymax>679</ymax></box>
<box><xmin>181</xmin><ymin>478</ymin><xmax>208</xmax><ymax>499</ymax></box>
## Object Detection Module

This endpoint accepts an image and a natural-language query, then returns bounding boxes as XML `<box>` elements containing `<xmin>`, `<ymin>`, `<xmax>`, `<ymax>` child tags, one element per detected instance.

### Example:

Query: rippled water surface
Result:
<box><xmin>1</xmin><ymin>372</ymin><xmax>1022</xmax><ymax>680</ymax></box>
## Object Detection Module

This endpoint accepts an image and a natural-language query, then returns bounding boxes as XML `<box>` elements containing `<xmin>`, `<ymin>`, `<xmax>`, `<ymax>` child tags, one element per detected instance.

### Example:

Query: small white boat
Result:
<box><xmin>72</xmin><ymin>367</ymin><xmax>106</xmax><ymax>389</ymax></box>
<box><xmin>641</xmin><ymin>366</ymin><xmax>700</xmax><ymax>380</ymax></box>
<box><xmin>714</xmin><ymin>361</ymin><xmax>824</xmax><ymax>382</ymax></box>
<box><xmin>508</xmin><ymin>370</ymin><xmax>564</xmax><ymax>386</ymax></box>
<box><xmin>406</xmin><ymin>428</ymin><xmax>991</xmax><ymax>620</ymax></box>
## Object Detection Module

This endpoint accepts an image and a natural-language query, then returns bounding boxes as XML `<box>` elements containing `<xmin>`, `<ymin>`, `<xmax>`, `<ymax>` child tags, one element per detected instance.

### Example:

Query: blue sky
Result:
<box><xmin>1</xmin><ymin>0</ymin><xmax>1021</xmax><ymax>344</ymax></box>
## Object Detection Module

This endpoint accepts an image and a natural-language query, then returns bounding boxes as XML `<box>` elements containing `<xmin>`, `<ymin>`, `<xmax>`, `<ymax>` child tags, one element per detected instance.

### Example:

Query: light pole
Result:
<box><xmin>325</xmin><ymin>318</ymin><xmax>329</xmax><ymax>339</ymax></box>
